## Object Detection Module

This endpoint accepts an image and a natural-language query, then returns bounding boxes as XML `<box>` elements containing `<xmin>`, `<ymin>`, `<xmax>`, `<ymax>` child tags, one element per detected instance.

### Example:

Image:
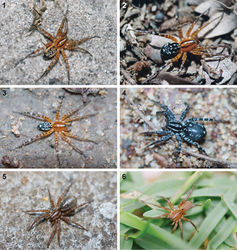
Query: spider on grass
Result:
<box><xmin>25</xmin><ymin>183</ymin><xmax>88</xmax><ymax>248</ymax></box>
<box><xmin>141</xmin><ymin>100</ymin><xmax>224</xmax><ymax>156</ymax></box>
<box><xmin>143</xmin><ymin>11</ymin><xmax>229</xmax><ymax>83</ymax></box>
<box><xmin>22</xmin><ymin>16</ymin><xmax>99</xmax><ymax>84</ymax></box>
<box><xmin>150</xmin><ymin>187</ymin><xmax>197</xmax><ymax>239</ymax></box>
<box><xmin>15</xmin><ymin>94</ymin><xmax>97</xmax><ymax>160</ymax></box>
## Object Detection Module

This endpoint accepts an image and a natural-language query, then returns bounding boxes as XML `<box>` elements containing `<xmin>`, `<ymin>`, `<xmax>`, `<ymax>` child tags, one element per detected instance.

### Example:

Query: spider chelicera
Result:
<box><xmin>23</xmin><ymin>16</ymin><xmax>98</xmax><ymax>84</ymax></box>
<box><xmin>15</xmin><ymin>95</ymin><xmax>97</xmax><ymax>160</ymax></box>
<box><xmin>25</xmin><ymin>183</ymin><xmax>88</xmax><ymax>248</ymax></box>
<box><xmin>141</xmin><ymin>100</ymin><xmax>223</xmax><ymax>156</ymax></box>
<box><xmin>151</xmin><ymin>187</ymin><xmax>197</xmax><ymax>238</ymax></box>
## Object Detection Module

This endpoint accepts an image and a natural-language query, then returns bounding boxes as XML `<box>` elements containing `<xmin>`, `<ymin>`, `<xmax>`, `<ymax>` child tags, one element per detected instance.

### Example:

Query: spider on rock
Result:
<box><xmin>150</xmin><ymin>186</ymin><xmax>198</xmax><ymax>239</ymax></box>
<box><xmin>25</xmin><ymin>183</ymin><xmax>89</xmax><ymax>248</ymax></box>
<box><xmin>143</xmin><ymin>11</ymin><xmax>229</xmax><ymax>83</ymax></box>
<box><xmin>21</xmin><ymin>16</ymin><xmax>99</xmax><ymax>84</ymax></box>
<box><xmin>15</xmin><ymin>94</ymin><xmax>97</xmax><ymax>162</ymax></box>
<box><xmin>141</xmin><ymin>100</ymin><xmax>224</xmax><ymax>157</ymax></box>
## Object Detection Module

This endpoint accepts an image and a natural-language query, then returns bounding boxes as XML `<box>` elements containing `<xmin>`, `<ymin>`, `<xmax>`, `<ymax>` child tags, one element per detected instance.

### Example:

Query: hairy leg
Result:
<box><xmin>56</xmin><ymin>182</ymin><xmax>72</xmax><ymax>207</ymax></box>
<box><xmin>61</xmin><ymin>217</ymin><xmax>87</xmax><ymax>230</ymax></box>
<box><xmin>14</xmin><ymin>111</ymin><xmax>52</xmax><ymax>123</ymax></box>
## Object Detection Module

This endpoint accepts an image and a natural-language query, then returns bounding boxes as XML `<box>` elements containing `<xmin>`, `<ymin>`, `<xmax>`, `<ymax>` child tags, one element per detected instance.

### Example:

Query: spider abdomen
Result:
<box><xmin>60</xmin><ymin>196</ymin><xmax>77</xmax><ymax>212</ymax></box>
<box><xmin>37</xmin><ymin>122</ymin><xmax>52</xmax><ymax>131</ymax></box>
<box><xmin>44</xmin><ymin>46</ymin><xmax>57</xmax><ymax>60</ymax></box>
<box><xmin>183</xmin><ymin>122</ymin><xmax>206</xmax><ymax>142</ymax></box>
<box><xmin>160</xmin><ymin>42</ymin><xmax>181</xmax><ymax>60</ymax></box>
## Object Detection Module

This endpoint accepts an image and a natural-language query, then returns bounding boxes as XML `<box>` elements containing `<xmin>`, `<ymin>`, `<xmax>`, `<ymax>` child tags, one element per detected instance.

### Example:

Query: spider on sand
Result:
<box><xmin>143</xmin><ymin>11</ymin><xmax>229</xmax><ymax>83</ymax></box>
<box><xmin>15</xmin><ymin>94</ymin><xmax>97</xmax><ymax>162</ymax></box>
<box><xmin>25</xmin><ymin>183</ymin><xmax>88</xmax><ymax>248</ymax></box>
<box><xmin>141</xmin><ymin>100</ymin><xmax>224</xmax><ymax>157</ymax></box>
<box><xmin>21</xmin><ymin>16</ymin><xmax>99</xmax><ymax>84</ymax></box>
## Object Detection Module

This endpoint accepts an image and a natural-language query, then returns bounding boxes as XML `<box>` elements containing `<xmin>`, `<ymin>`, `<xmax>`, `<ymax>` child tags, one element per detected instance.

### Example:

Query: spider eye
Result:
<box><xmin>160</xmin><ymin>42</ymin><xmax>180</xmax><ymax>61</ymax></box>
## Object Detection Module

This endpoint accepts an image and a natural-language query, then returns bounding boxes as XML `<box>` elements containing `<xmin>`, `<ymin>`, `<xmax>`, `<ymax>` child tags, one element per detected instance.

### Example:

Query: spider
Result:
<box><xmin>23</xmin><ymin>16</ymin><xmax>98</xmax><ymax>84</ymax></box>
<box><xmin>25</xmin><ymin>183</ymin><xmax>88</xmax><ymax>248</ymax></box>
<box><xmin>15</xmin><ymin>95</ymin><xmax>97</xmax><ymax>160</ymax></box>
<box><xmin>151</xmin><ymin>187</ymin><xmax>197</xmax><ymax>239</ymax></box>
<box><xmin>144</xmin><ymin>12</ymin><xmax>228</xmax><ymax>82</ymax></box>
<box><xmin>141</xmin><ymin>100</ymin><xmax>223</xmax><ymax>156</ymax></box>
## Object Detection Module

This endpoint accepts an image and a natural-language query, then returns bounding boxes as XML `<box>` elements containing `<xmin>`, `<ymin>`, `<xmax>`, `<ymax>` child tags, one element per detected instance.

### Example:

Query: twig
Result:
<box><xmin>121</xmin><ymin>67</ymin><xmax>137</xmax><ymax>85</ymax></box>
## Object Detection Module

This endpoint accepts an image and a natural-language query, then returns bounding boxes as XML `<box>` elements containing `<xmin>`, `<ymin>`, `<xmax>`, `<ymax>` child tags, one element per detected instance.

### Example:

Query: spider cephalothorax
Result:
<box><xmin>23</xmin><ymin>16</ymin><xmax>98</xmax><ymax>84</ymax></box>
<box><xmin>141</xmin><ymin>100</ymin><xmax>223</xmax><ymax>156</ymax></box>
<box><xmin>25</xmin><ymin>183</ymin><xmax>88</xmax><ymax>248</ymax></box>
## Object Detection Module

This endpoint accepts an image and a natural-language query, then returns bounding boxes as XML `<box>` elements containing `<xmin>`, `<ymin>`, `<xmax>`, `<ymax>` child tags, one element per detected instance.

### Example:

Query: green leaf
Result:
<box><xmin>190</xmin><ymin>187</ymin><xmax>237</xmax><ymax>248</ymax></box>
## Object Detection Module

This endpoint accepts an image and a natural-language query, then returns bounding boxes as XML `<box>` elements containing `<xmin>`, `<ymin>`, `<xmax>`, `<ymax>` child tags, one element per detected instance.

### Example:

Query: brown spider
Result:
<box><xmin>25</xmin><ymin>183</ymin><xmax>88</xmax><ymax>248</ymax></box>
<box><xmin>15</xmin><ymin>94</ymin><xmax>97</xmax><ymax>160</ymax></box>
<box><xmin>24</xmin><ymin>16</ymin><xmax>98</xmax><ymax>84</ymax></box>
<box><xmin>144</xmin><ymin>12</ymin><xmax>228</xmax><ymax>82</ymax></box>
<box><xmin>152</xmin><ymin>187</ymin><xmax>198</xmax><ymax>238</ymax></box>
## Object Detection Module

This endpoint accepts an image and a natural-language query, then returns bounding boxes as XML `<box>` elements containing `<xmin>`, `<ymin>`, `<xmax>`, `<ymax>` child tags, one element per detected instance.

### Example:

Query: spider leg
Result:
<box><xmin>172</xmin><ymin>221</ymin><xmax>179</xmax><ymax>233</ymax></box>
<box><xmin>190</xmin><ymin>14</ymin><xmax>222</xmax><ymax>38</ymax></box>
<box><xmin>56</xmin><ymin>16</ymin><xmax>68</xmax><ymax>37</ymax></box>
<box><xmin>175</xmin><ymin>134</ymin><xmax>182</xmax><ymax>156</ymax></box>
<box><xmin>54</xmin><ymin>132</ymin><xmax>61</xmax><ymax>166</ymax></box>
<box><xmin>55</xmin><ymin>94</ymin><xmax>65</xmax><ymax>120</ymax></box>
<box><xmin>180</xmin><ymin>134</ymin><xmax>207</xmax><ymax>154</ymax></box>
<box><xmin>140</xmin><ymin>130</ymin><xmax>169</xmax><ymax>136</ymax></box>
<box><xmin>179</xmin><ymin>104</ymin><xmax>190</xmax><ymax>121</ymax></box>
<box><xmin>56</xmin><ymin>183</ymin><xmax>72</xmax><ymax>207</ymax></box>
<box><xmin>47</xmin><ymin>187</ymin><xmax>55</xmax><ymax>209</ymax></box>
<box><xmin>183</xmin><ymin>186</ymin><xmax>195</xmax><ymax>201</ymax></box>
<box><xmin>155</xmin><ymin>212</ymin><xmax>170</xmax><ymax>218</ymax></box>
<box><xmin>35</xmin><ymin>50</ymin><xmax>60</xmax><ymax>83</ymax></box>
<box><xmin>61</xmin><ymin>108</ymin><xmax>80</xmax><ymax>121</ymax></box>
<box><xmin>64</xmin><ymin>36</ymin><xmax>99</xmax><ymax>50</ymax></box>
<box><xmin>63</xmin><ymin>202</ymin><xmax>88</xmax><ymax>216</ymax></box>
<box><xmin>153</xmin><ymin>100</ymin><xmax>176</xmax><ymax>120</ymax></box>
<box><xmin>59</xmin><ymin>132</ymin><xmax>88</xmax><ymax>158</ymax></box>
<box><xmin>47</xmin><ymin>223</ymin><xmax>57</xmax><ymax>248</ymax></box>
<box><xmin>63</xmin><ymin>132</ymin><xmax>97</xmax><ymax>144</ymax></box>
<box><xmin>176</xmin><ymin>13</ymin><xmax>183</xmax><ymax>39</ymax></box>
<box><xmin>144</xmin><ymin>134</ymin><xmax>173</xmax><ymax>149</ymax></box>
<box><xmin>156</xmin><ymin>33</ymin><xmax>178</xmax><ymax>43</ymax></box>
<box><xmin>158</xmin><ymin>196</ymin><xmax>175</xmax><ymax>210</ymax></box>
<box><xmin>25</xmin><ymin>209</ymin><xmax>50</xmax><ymax>215</ymax></box>
<box><xmin>15</xmin><ymin>129</ymin><xmax>54</xmax><ymax>149</ymax></box>
<box><xmin>70</xmin><ymin>47</ymin><xmax>93</xmax><ymax>56</ymax></box>
<box><xmin>27</xmin><ymin>214</ymin><xmax>47</xmax><ymax>231</ymax></box>
<box><xmin>186</xmin><ymin>117</ymin><xmax>224</xmax><ymax>123</ymax></box>
<box><xmin>64</xmin><ymin>113</ymin><xmax>98</xmax><ymax>123</ymax></box>
<box><xmin>57</xmin><ymin>220</ymin><xmax>61</xmax><ymax>247</ymax></box>
<box><xmin>38</xmin><ymin>26</ymin><xmax>55</xmax><ymax>41</ymax></box>
<box><xmin>179</xmin><ymin>220</ymin><xmax>183</xmax><ymax>239</ymax></box>
<box><xmin>178</xmin><ymin>52</ymin><xmax>187</xmax><ymax>73</ymax></box>
<box><xmin>14</xmin><ymin>111</ymin><xmax>52</xmax><ymax>123</ymax></box>
<box><xmin>182</xmin><ymin>217</ymin><xmax>198</xmax><ymax>231</ymax></box>
<box><xmin>61</xmin><ymin>217</ymin><xmax>88</xmax><ymax>231</ymax></box>
<box><xmin>60</xmin><ymin>49</ymin><xmax>70</xmax><ymax>84</ymax></box>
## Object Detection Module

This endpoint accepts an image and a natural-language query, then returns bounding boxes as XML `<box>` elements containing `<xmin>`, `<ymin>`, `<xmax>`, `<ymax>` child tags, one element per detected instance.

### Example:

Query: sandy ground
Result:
<box><xmin>0</xmin><ymin>0</ymin><xmax>117</xmax><ymax>85</ymax></box>
<box><xmin>120</xmin><ymin>88</ymin><xmax>237</xmax><ymax>168</ymax></box>
<box><xmin>0</xmin><ymin>171</ymin><xmax>117</xmax><ymax>249</ymax></box>
<box><xmin>0</xmin><ymin>88</ymin><xmax>117</xmax><ymax>168</ymax></box>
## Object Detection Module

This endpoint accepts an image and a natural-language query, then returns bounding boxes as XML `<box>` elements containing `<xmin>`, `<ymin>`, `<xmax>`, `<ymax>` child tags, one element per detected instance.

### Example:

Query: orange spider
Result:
<box><xmin>24</xmin><ymin>16</ymin><xmax>98</xmax><ymax>84</ymax></box>
<box><xmin>152</xmin><ymin>187</ymin><xmax>198</xmax><ymax>239</ymax></box>
<box><xmin>145</xmin><ymin>12</ymin><xmax>227</xmax><ymax>82</ymax></box>
<box><xmin>15</xmin><ymin>95</ymin><xmax>97</xmax><ymax>160</ymax></box>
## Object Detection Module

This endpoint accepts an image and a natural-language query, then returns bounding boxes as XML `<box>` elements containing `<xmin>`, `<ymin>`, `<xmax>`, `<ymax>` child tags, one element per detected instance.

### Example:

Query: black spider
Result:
<box><xmin>141</xmin><ymin>101</ymin><xmax>222</xmax><ymax>156</ymax></box>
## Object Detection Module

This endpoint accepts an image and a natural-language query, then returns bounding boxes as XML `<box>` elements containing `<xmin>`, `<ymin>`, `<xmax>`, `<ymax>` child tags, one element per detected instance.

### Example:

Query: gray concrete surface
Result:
<box><xmin>0</xmin><ymin>171</ymin><xmax>117</xmax><ymax>249</ymax></box>
<box><xmin>0</xmin><ymin>88</ymin><xmax>117</xmax><ymax>168</ymax></box>
<box><xmin>0</xmin><ymin>0</ymin><xmax>117</xmax><ymax>85</ymax></box>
